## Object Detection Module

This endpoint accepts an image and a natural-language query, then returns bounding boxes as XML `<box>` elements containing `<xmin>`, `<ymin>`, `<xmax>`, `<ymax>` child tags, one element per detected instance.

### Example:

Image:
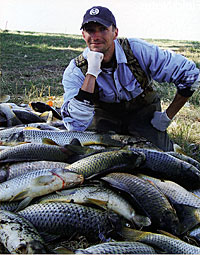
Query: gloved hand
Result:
<box><xmin>190</xmin><ymin>73</ymin><xmax>200</xmax><ymax>91</ymax></box>
<box><xmin>151</xmin><ymin>110</ymin><xmax>172</xmax><ymax>132</ymax></box>
<box><xmin>86</xmin><ymin>50</ymin><xmax>104</xmax><ymax>78</ymax></box>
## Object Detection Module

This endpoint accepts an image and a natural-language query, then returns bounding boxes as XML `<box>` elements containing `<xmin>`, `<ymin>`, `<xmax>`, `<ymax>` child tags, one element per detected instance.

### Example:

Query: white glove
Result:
<box><xmin>151</xmin><ymin>110</ymin><xmax>172</xmax><ymax>132</ymax></box>
<box><xmin>190</xmin><ymin>73</ymin><xmax>200</xmax><ymax>91</ymax></box>
<box><xmin>86</xmin><ymin>51</ymin><xmax>104</xmax><ymax>78</ymax></box>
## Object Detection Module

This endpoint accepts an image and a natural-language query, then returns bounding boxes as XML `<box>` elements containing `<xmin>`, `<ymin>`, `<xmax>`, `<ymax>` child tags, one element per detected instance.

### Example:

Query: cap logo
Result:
<box><xmin>89</xmin><ymin>8</ymin><xmax>99</xmax><ymax>15</ymax></box>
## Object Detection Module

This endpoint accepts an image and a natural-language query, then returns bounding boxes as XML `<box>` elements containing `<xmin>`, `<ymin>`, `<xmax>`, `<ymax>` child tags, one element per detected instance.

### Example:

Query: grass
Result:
<box><xmin>0</xmin><ymin>30</ymin><xmax>200</xmax><ymax>160</ymax></box>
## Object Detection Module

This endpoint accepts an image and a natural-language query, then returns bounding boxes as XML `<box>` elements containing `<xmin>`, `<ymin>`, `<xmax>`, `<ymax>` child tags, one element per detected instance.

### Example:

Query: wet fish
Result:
<box><xmin>18</xmin><ymin>202</ymin><xmax>123</xmax><ymax>242</ymax></box>
<box><xmin>138</xmin><ymin>174</ymin><xmax>200</xmax><ymax>234</ymax></box>
<box><xmin>75</xmin><ymin>241</ymin><xmax>156</xmax><ymax>254</ymax></box>
<box><xmin>0</xmin><ymin>209</ymin><xmax>49</xmax><ymax>254</ymax></box>
<box><xmin>0</xmin><ymin>160</ymin><xmax>69</xmax><ymax>181</ymax></box>
<box><xmin>131</xmin><ymin>148</ymin><xmax>200</xmax><ymax>189</ymax></box>
<box><xmin>13</xmin><ymin>109</ymin><xmax>45</xmax><ymax>124</ymax></box>
<box><xmin>39</xmin><ymin>185</ymin><xmax>151</xmax><ymax>227</ymax></box>
<box><xmin>167</xmin><ymin>151</ymin><xmax>200</xmax><ymax>170</ymax></box>
<box><xmin>0</xmin><ymin>168</ymin><xmax>84</xmax><ymax>209</ymax></box>
<box><xmin>66</xmin><ymin>149</ymin><xmax>145</xmax><ymax>178</ymax></box>
<box><xmin>7</xmin><ymin>129</ymin><xmax>125</xmax><ymax>147</ymax></box>
<box><xmin>30</xmin><ymin>101</ymin><xmax>62</xmax><ymax>120</ymax></box>
<box><xmin>138</xmin><ymin>174</ymin><xmax>200</xmax><ymax>208</ymax></box>
<box><xmin>121</xmin><ymin>228</ymin><xmax>200</xmax><ymax>254</ymax></box>
<box><xmin>0</xmin><ymin>143</ymin><xmax>75</xmax><ymax>163</ymax></box>
<box><xmin>102</xmin><ymin>172</ymin><xmax>179</xmax><ymax>235</ymax></box>
<box><xmin>0</xmin><ymin>126</ymin><xmax>25</xmax><ymax>141</ymax></box>
<box><xmin>0</xmin><ymin>95</ymin><xmax>10</xmax><ymax>103</ymax></box>
<box><xmin>0</xmin><ymin>201</ymin><xmax>21</xmax><ymax>212</ymax></box>
<box><xmin>0</xmin><ymin>103</ymin><xmax>22</xmax><ymax>126</ymax></box>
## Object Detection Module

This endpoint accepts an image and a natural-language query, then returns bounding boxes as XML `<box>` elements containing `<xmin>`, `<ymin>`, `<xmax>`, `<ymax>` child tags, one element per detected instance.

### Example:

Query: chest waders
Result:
<box><xmin>74</xmin><ymin>38</ymin><xmax>174</xmax><ymax>151</ymax></box>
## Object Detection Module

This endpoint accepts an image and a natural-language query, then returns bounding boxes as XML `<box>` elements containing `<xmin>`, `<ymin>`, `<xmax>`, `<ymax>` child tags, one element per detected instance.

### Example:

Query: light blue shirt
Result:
<box><xmin>61</xmin><ymin>38</ymin><xmax>199</xmax><ymax>131</ymax></box>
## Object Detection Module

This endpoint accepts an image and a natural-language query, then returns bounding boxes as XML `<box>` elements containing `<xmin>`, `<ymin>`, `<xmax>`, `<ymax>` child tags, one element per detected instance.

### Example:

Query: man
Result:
<box><xmin>61</xmin><ymin>6</ymin><xmax>200</xmax><ymax>151</ymax></box>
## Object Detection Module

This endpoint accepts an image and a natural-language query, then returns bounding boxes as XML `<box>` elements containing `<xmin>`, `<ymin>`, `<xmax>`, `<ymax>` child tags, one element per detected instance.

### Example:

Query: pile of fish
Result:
<box><xmin>1</xmin><ymin>98</ymin><xmax>200</xmax><ymax>254</ymax></box>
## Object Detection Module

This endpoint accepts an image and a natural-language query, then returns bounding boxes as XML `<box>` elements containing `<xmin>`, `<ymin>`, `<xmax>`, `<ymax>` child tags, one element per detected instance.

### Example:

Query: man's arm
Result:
<box><xmin>151</xmin><ymin>74</ymin><xmax>200</xmax><ymax>132</ymax></box>
<box><xmin>166</xmin><ymin>93</ymin><xmax>189</xmax><ymax>120</ymax></box>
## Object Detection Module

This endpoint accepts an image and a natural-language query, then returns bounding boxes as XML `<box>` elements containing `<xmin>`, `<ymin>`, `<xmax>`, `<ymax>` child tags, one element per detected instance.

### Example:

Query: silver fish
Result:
<box><xmin>0</xmin><ymin>168</ymin><xmax>84</xmax><ymax>208</ymax></box>
<box><xmin>0</xmin><ymin>210</ymin><xmax>49</xmax><ymax>254</ymax></box>
<box><xmin>102</xmin><ymin>172</ymin><xmax>179</xmax><ymax>235</ymax></box>
<box><xmin>75</xmin><ymin>241</ymin><xmax>156</xmax><ymax>254</ymax></box>
<box><xmin>122</xmin><ymin>228</ymin><xmax>200</xmax><ymax>254</ymax></box>
<box><xmin>7</xmin><ymin>129</ymin><xmax>125</xmax><ymax>146</ymax></box>
<box><xmin>1</xmin><ymin>160</ymin><xmax>69</xmax><ymax>180</ymax></box>
<box><xmin>39</xmin><ymin>185</ymin><xmax>151</xmax><ymax>227</ymax></box>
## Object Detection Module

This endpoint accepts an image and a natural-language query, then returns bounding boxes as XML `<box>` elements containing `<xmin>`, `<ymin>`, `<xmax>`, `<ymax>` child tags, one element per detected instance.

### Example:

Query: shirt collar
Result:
<box><xmin>114</xmin><ymin>39</ymin><xmax>127</xmax><ymax>64</ymax></box>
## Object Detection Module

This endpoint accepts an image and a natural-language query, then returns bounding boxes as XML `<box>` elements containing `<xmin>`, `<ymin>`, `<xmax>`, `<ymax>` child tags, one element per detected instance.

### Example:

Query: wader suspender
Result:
<box><xmin>74</xmin><ymin>38</ymin><xmax>153</xmax><ymax>91</ymax></box>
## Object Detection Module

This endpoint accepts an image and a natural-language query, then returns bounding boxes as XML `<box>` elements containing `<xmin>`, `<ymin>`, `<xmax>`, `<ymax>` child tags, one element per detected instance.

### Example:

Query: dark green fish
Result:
<box><xmin>13</xmin><ymin>109</ymin><xmax>45</xmax><ymax>124</ymax></box>
<box><xmin>75</xmin><ymin>241</ymin><xmax>156</xmax><ymax>254</ymax></box>
<box><xmin>30</xmin><ymin>101</ymin><xmax>62</xmax><ymax>120</ymax></box>
<box><xmin>18</xmin><ymin>202</ymin><xmax>123</xmax><ymax>242</ymax></box>
<box><xmin>122</xmin><ymin>228</ymin><xmax>200</xmax><ymax>254</ymax></box>
<box><xmin>0</xmin><ymin>210</ymin><xmax>49</xmax><ymax>254</ymax></box>
<box><xmin>66</xmin><ymin>149</ymin><xmax>145</xmax><ymax>178</ymax></box>
<box><xmin>102</xmin><ymin>172</ymin><xmax>179</xmax><ymax>235</ymax></box>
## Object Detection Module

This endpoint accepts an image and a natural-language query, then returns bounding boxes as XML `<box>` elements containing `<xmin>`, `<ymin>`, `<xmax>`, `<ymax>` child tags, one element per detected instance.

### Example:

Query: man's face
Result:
<box><xmin>82</xmin><ymin>22</ymin><xmax>118</xmax><ymax>54</ymax></box>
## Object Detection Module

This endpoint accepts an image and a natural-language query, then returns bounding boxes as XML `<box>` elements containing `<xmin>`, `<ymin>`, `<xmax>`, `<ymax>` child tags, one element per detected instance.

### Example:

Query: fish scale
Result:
<box><xmin>65</xmin><ymin>149</ymin><xmax>145</xmax><ymax>178</ymax></box>
<box><xmin>18</xmin><ymin>202</ymin><xmax>123</xmax><ymax>242</ymax></box>
<box><xmin>75</xmin><ymin>241</ymin><xmax>156</xmax><ymax>254</ymax></box>
<box><xmin>0</xmin><ymin>168</ymin><xmax>83</xmax><ymax>202</ymax></box>
<box><xmin>131</xmin><ymin>148</ymin><xmax>200</xmax><ymax>189</ymax></box>
<box><xmin>0</xmin><ymin>143</ymin><xmax>70</xmax><ymax>162</ymax></box>
<box><xmin>8</xmin><ymin>129</ymin><xmax>124</xmax><ymax>146</ymax></box>
<box><xmin>122</xmin><ymin>228</ymin><xmax>200</xmax><ymax>254</ymax></box>
<box><xmin>102</xmin><ymin>172</ymin><xmax>179</xmax><ymax>235</ymax></box>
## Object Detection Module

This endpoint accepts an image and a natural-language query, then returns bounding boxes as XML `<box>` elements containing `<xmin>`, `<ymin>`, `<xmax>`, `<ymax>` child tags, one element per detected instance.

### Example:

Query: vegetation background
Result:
<box><xmin>0</xmin><ymin>30</ymin><xmax>200</xmax><ymax>159</ymax></box>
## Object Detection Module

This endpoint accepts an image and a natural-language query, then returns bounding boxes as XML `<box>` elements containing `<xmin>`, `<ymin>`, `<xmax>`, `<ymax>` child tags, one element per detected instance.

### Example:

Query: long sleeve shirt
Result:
<box><xmin>61</xmin><ymin>38</ymin><xmax>200</xmax><ymax>131</ymax></box>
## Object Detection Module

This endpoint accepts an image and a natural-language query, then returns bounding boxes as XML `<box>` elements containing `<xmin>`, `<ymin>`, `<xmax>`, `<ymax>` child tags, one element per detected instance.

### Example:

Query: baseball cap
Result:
<box><xmin>81</xmin><ymin>6</ymin><xmax>116</xmax><ymax>29</ymax></box>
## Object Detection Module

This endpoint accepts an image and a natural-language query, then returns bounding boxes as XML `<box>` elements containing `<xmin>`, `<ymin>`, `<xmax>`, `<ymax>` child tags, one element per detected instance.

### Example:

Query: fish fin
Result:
<box><xmin>47</xmin><ymin>111</ymin><xmax>53</xmax><ymax>124</ymax></box>
<box><xmin>0</xmin><ymin>95</ymin><xmax>10</xmax><ymax>103</ymax></box>
<box><xmin>53</xmin><ymin>246</ymin><xmax>74</xmax><ymax>254</ymax></box>
<box><xmin>23</xmin><ymin>127</ymin><xmax>40</xmax><ymax>130</ymax></box>
<box><xmin>173</xmin><ymin>143</ymin><xmax>187</xmax><ymax>155</ymax></box>
<box><xmin>133</xmin><ymin>214</ymin><xmax>151</xmax><ymax>227</ymax></box>
<box><xmin>63</xmin><ymin>144</ymin><xmax>86</xmax><ymax>155</ymax></box>
<box><xmin>120</xmin><ymin>227</ymin><xmax>145</xmax><ymax>241</ymax></box>
<box><xmin>40</xmin><ymin>198</ymin><xmax>71</xmax><ymax>204</ymax></box>
<box><xmin>32</xmin><ymin>175</ymin><xmax>55</xmax><ymax>185</ymax></box>
<box><xmin>42</xmin><ymin>138</ymin><xmax>59</xmax><ymax>146</ymax></box>
<box><xmin>10</xmin><ymin>190</ymin><xmax>29</xmax><ymax>201</ymax></box>
<box><xmin>15</xmin><ymin>197</ymin><xmax>33</xmax><ymax>211</ymax></box>
<box><xmin>87</xmin><ymin>198</ymin><xmax>107</xmax><ymax>207</ymax></box>
<box><xmin>69</xmin><ymin>138</ymin><xmax>82</xmax><ymax>146</ymax></box>
<box><xmin>157</xmin><ymin>230</ymin><xmax>180</xmax><ymax>239</ymax></box>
